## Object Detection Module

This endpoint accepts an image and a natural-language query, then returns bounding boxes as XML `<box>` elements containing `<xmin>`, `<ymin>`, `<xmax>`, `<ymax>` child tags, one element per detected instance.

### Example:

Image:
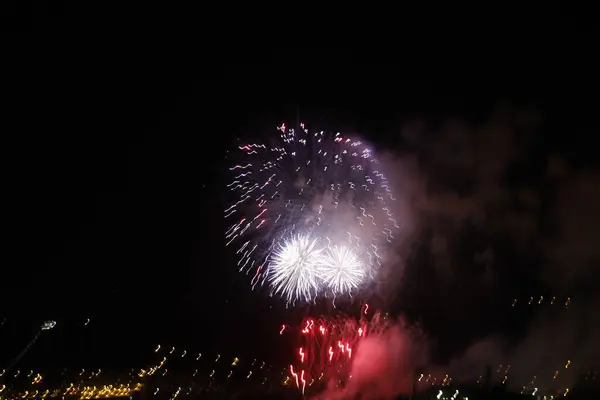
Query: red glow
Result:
<box><xmin>286</xmin><ymin>311</ymin><xmax>391</xmax><ymax>395</ymax></box>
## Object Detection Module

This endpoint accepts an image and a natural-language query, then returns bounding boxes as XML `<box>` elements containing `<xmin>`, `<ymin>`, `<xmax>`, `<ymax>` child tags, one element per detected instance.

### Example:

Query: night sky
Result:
<box><xmin>4</xmin><ymin>2</ymin><xmax>599</xmax><ymax>384</ymax></box>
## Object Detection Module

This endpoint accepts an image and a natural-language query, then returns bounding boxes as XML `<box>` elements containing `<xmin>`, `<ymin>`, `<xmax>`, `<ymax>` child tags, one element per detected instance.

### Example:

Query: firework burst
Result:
<box><xmin>225</xmin><ymin>122</ymin><xmax>399</xmax><ymax>304</ymax></box>
<box><xmin>269</xmin><ymin>234</ymin><xmax>323</xmax><ymax>303</ymax></box>
<box><xmin>318</xmin><ymin>245</ymin><xmax>365</xmax><ymax>295</ymax></box>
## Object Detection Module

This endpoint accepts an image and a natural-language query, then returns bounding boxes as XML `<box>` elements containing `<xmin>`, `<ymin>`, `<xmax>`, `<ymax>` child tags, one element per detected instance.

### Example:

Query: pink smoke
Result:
<box><xmin>314</xmin><ymin>321</ymin><xmax>428</xmax><ymax>400</ymax></box>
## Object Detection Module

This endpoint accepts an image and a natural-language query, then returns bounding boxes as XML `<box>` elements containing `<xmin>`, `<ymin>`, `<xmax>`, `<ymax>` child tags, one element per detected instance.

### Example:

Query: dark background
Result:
<box><xmin>2</xmin><ymin>0</ymin><xmax>598</xmax><ymax>377</ymax></box>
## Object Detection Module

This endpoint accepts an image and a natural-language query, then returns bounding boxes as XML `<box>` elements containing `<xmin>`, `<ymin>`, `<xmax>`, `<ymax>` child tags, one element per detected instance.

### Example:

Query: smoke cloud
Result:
<box><xmin>314</xmin><ymin>319</ymin><xmax>429</xmax><ymax>400</ymax></box>
<box><xmin>443</xmin><ymin>296</ymin><xmax>600</xmax><ymax>391</ymax></box>
<box><xmin>340</xmin><ymin>104</ymin><xmax>600</xmax><ymax>395</ymax></box>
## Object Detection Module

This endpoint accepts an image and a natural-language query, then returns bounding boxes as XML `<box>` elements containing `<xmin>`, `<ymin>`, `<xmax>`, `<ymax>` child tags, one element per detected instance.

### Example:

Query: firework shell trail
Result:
<box><xmin>225</xmin><ymin>122</ymin><xmax>399</xmax><ymax>304</ymax></box>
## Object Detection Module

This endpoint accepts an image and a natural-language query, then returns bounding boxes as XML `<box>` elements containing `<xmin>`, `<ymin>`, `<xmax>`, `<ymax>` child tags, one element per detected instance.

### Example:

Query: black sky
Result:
<box><xmin>3</xmin><ymin>1</ymin><xmax>599</xmax><ymax>375</ymax></box>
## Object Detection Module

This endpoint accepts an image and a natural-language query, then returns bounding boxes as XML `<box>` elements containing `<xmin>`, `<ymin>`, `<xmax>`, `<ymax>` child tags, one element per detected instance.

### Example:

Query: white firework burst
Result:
<box><xmin>226</xmin><ymin>122</ymin><xmax>400</xmax><ymax>305</ymax></box>
<box><xmin>269</xmin><ymin>234</ymin><xmax>323</xmax><ymax>304</ymax></box>
<box><xmin>318</xmin><ymin>245</ymin><xmax>365</xmax><ymax>295</ymax></box>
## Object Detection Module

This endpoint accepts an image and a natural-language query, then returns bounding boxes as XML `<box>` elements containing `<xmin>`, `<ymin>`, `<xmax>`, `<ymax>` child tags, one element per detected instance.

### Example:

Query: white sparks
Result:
<box><xmin>319</xmin><ymin>245</ymin><xmax>365</xmax><ymax>295</ymax></box>
<box><xmin>269</xmin><ymin>234</ymin><xmax>323</xmax><ymax>303</ymax></box>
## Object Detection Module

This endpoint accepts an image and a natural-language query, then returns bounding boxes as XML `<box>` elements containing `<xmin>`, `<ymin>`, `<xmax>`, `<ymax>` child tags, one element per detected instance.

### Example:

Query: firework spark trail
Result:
<box><xmin>225</xmin><ymin>122</ymin><xmax>399</xmax><ymax>304</ymax></box>
<box><xmin>281</xmin><ymin>307</ymin><xmax>393</xmax><ymax>395</ymax></box>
